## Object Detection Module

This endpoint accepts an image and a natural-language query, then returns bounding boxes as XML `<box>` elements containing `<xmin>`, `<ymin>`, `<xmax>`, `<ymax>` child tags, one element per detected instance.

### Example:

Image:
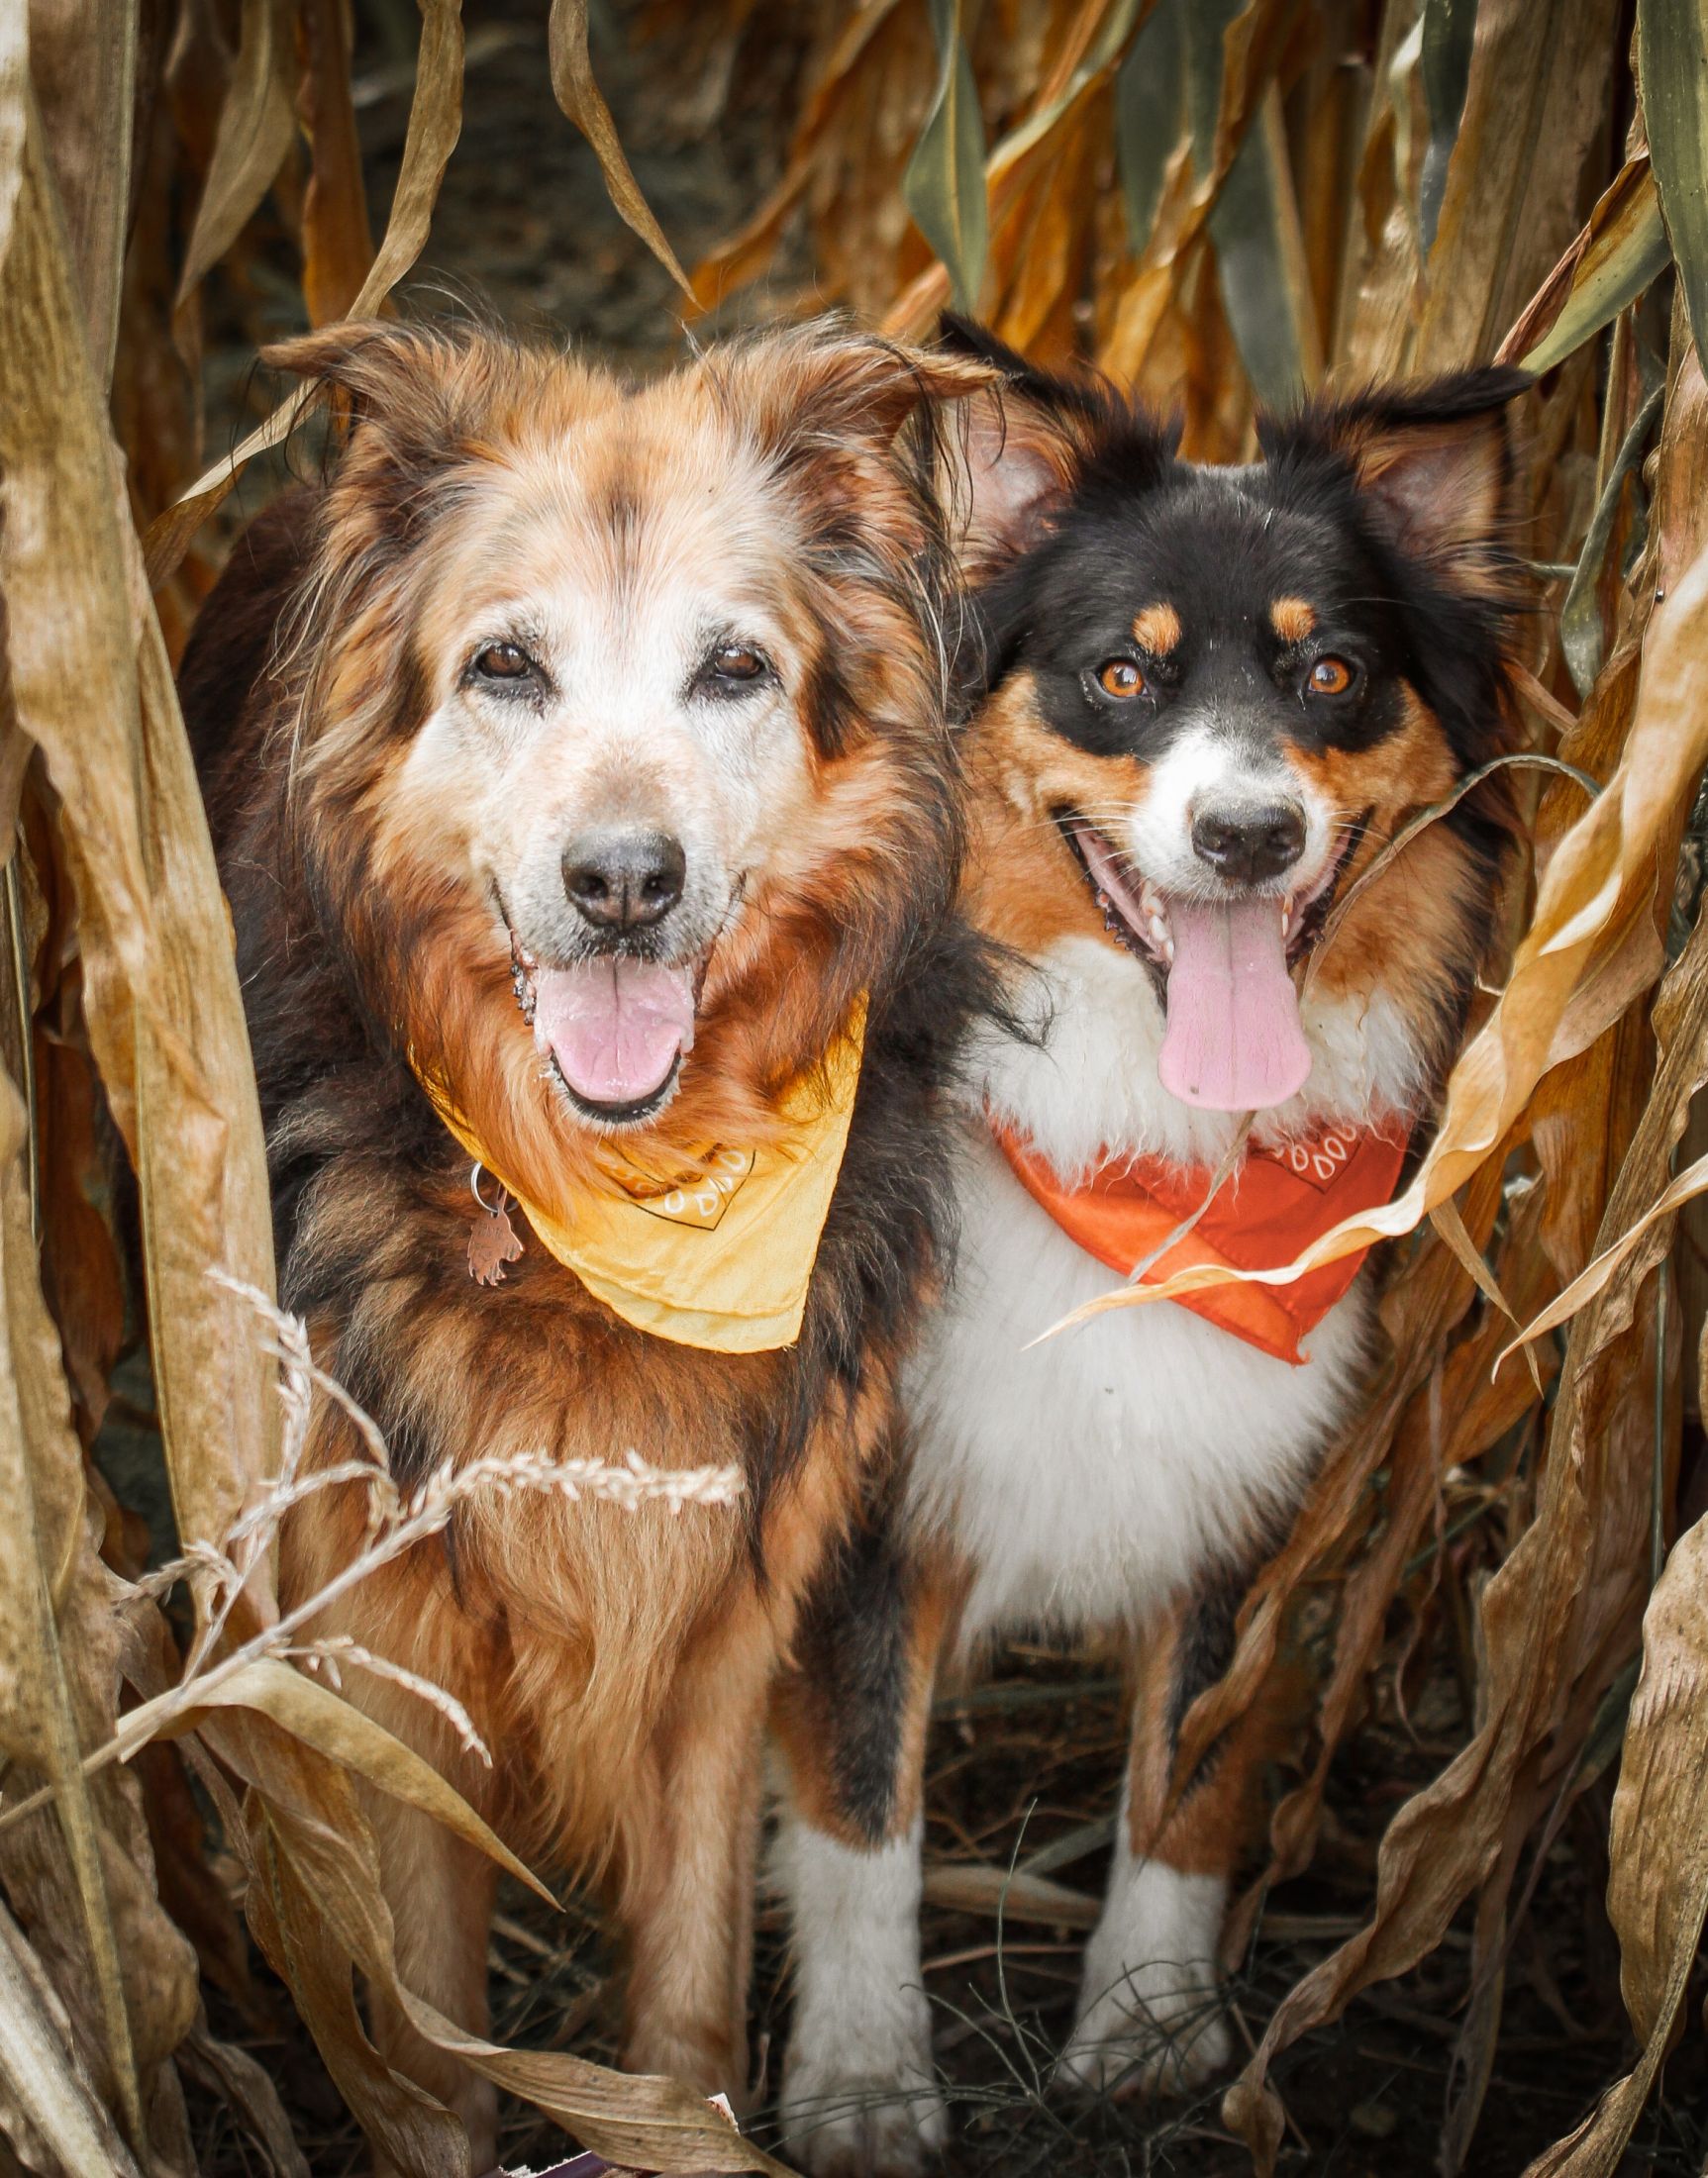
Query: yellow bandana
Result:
<box><xmin>416</xmin><ymin>1000</ymin><xmax>867</xmax><ymax>1353</ymax></box>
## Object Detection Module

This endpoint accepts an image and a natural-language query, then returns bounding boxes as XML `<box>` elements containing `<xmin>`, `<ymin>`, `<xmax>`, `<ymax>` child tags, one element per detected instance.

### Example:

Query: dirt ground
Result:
<box><xmin>159</xmin><ymin>6</ymin><xmax>1708</xmax><ymax>2174</ymax></box>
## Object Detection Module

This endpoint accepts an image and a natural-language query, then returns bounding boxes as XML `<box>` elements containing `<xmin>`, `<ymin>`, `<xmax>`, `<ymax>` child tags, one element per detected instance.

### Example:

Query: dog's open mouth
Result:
<box><xmin>509</xmin><ymin>936</ymin><xmax>699</xmax><ymax>1125</ymax></box>
<box><xmin>1058</xmin><ymin>811</ymin><xmax>1366</xmax><ymax>1115</ymax></box>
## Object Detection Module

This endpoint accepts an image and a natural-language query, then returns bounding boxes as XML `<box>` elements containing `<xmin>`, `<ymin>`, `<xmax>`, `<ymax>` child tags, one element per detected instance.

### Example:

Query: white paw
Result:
<box><xmin>773</xmin><ymin>1817</ymin><xmax>947</xmax><ymax>2175</ymax></box>
<box><xmin>1056</xmin><ymin>1957</ymin><xmax>1232</xmax><ymax>2098</ymax></box>
<box><xmin>779</xmin><ymin>2040</ymin><xmax>948</xmax><ymax>2178</ymax></box>
<box><xmin>1056</xmin><ymin>1857</ymin><xmax>1231</xmax><ymax>2099</ymax></box>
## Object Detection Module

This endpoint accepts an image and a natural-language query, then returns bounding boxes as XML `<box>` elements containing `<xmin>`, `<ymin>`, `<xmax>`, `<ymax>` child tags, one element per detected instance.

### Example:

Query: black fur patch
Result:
<box><xmin>786</xmin><ymin>1487</ymin><xmax>919</xmax><ymax>1842</ymax></box>
<box><xmin>943</xmin><ymin>317</ymin><xmax>1528</xmax><ymax>870</ymax></box>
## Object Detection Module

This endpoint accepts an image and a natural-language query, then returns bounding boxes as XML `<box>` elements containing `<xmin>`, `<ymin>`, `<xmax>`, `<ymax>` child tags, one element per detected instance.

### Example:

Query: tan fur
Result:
<box><xmin>959</xmin><ymin>673</ymin><xmax>1150</xmax><ymax>958</ymax></box>
<box><xmin>1268</xmin><ymin>596</ymin><xmax>1316</xmax><ymax>644</ymax></box>
<box><xmin>1285</xmin><ymin>687</ymin><xmax>1486</xmax><ymax>1036</ymax></box>
<box><xmin>1133</xmin><ymin>601</ymin><xmax>1183</xmax><ymax>655</ymax></box>
<box><xmin>194</xmin><ymin>319</ymin><xmax>997</xmax><ymax>2164</ymax></box>
<box><xmin>1123</xmin><ymin>1602</ymin><xmax>1286</xmax><ymax>1885</ymax></box>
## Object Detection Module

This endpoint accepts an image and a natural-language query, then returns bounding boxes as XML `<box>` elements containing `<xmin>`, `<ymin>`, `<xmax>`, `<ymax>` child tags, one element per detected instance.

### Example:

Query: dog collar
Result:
<box><xmin>990</xmin><ymin>1116</ymin><xmax>1408</xmax><ymax>1365</ymax></box>
<box><xmin>417</xmin><ymin>998</ymin><xmax>866</xmax><ymax>1353</ymax></box>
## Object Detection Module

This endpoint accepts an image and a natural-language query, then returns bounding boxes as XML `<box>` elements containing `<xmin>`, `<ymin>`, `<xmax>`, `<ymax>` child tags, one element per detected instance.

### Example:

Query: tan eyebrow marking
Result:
<box><xmin>1132</xmin><ymin>602</ymin><xmax>1182</xmax><ymax>655</ymax></box>
<box><xmin>1270</xmin><ymin>596</ymin><xmax>1316</xmax><ymax>644</ymax></box>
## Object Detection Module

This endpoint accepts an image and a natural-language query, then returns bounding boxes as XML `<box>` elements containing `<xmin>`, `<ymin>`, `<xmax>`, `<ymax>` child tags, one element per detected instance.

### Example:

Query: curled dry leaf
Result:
<box><xmin>547</xmin><ymin>0</ymin><xmax>697</xmax><ymax>304</ymax></box>
<box><xmin>1521</xmin><ymin>1498</ymin><xmax>1708</xmax><ymax>2176</ymax></box>
<box><xmin>1226</xmin><ymin>752</ymin><xmax>1708</xmax><ymax>2168</ymax></box>
<box><xmin>0</xmin><ymin>1894</ymin><xmax>145</xmax><ymax>2178</ymax></box>
<box><xmin>1501</xmin><ymin>153</ymin><xmax>1671</xmax><ymax>371</ymax></box>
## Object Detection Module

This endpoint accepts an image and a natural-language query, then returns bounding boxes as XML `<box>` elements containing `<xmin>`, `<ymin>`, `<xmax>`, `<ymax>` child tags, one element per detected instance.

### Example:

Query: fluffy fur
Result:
<box><xmin>178</xmin><ymin>313</ymin><xmax>998</xmax><ymax>2168</ymax></box>
<box><xmin>773</xmin><ymin>324</ymin><xmax>1530</xmax><ymax>2175</ymax></box>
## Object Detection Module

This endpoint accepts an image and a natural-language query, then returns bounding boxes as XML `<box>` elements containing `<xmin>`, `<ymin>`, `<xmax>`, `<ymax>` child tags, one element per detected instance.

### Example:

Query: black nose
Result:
<box><xmin>561</xmin><ymin>829</ymin><xmax>686</xmax><ymax>932</ymax></box>
<box><xmin>1190</xmin><ymin>802</ymin><xmax>1307</xmax><ymax>885</ymax></box>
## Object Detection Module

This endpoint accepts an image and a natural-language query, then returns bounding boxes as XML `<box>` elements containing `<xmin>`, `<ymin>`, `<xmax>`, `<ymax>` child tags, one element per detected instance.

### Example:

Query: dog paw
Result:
<box><xmin>1055</xmin><ymin>1857</ymin><xmax>1231</xmax><ymax>2099</ymax></box>
<box><xmin>1055</xmin><ymin>1959</ymin><xmax>1232</xmax><ymax>2098</ymax></box>
<box><xmin>778</xmin><ymin>2057</ymin><xmax>948</xmax><ymax>2178</ymax></box>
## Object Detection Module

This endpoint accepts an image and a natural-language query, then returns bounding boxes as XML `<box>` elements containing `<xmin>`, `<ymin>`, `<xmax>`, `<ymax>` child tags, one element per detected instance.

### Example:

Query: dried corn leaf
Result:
<box><xmin>688</xmin><ymin>0</ymin><xmax>911</xmax><ymax>313</ymax></box>
<box><xmin>922</xmin><ymin>1859</ymin><xmax>1101</xmax><ymax>1929</ymax></box>
<box><xmin>170</xmin><ymin>0</ymin><xmax>294</xmax><ymax>332</ymax></box>
<box><xmin>548</xmin><ymin>0</ymin><xmax>695</xmax><ymax>303</ymax></box>
<box><xmin>232</xmin><ymin>1727</ymin><xmax>791</xmax><ymax>2176</ymax></box>
<box><xmin>1168</xmin><ymin>1146</ymin><xmax>1511</xmax><ymax>1811</ymax></box>
<box><xmin>176</xmin><ymin>2015</ymin><xmax>311</xmax><ymax>2178</ymax></box>
<box><xmin>1414</xmin><ymin>0</ymin><xmax>1622</xmax><ymax>373</ymax></box>
<box><xmin>1208</xmin><ymin>81</ymin><xmax>1321</xmax><ymax>405</ymax></box>
<box><xmin>1501</xmin><ymin>1148</ymin><xmax>1708</xmax><ymax>1370</ymax></box>
<box><xmin>146</xmin><ymin>0</ymin><xmax>465</xmax><ymax>587</ymax></box>
<box><xmin>1523</xmin><ymin>1503</ymin><xmax>1708</xmax><ymax>2174</ymax></box>
<box><xmin>1418</xmin><ymin>0</ymin><xmax>1476</xmax><ymax>253</ymax></box>
<box><xmin>1114</xmin><ymin>0</ymin><xmax>1184</xmax><ymax>250</ymax></box>
<box><xmin>26</xmin><ymin>0</ymin><xmax>137</xmax><ymax>383</ymax></box>
<box><xmin>0</xmin><ymin>1896</ymin><xmax>144</xmax><ymax>2178</ymax></box>
<box><xmin>0</xmin><ymin>1060</ymin><xmax>146</xmax><ymax>2158</ymax></box>
<box><xmin>0</xmin><ymin>78</ymin><xmax>279</xmax><ymax>1582</ymax></box>
<box><xmin>299</xmin><ymin>0</ymin><xmax>376</xmax><ymax>326</ymax></box>
<box><xmin>129</xmin><ymin>1656</ymin><xmax>554</xmax><ymax>1905</ymax></box>
<box><xmin>1559</xmin><ymin>384</ymin><xmax>1662</xmax><ymax>696</ymax></box>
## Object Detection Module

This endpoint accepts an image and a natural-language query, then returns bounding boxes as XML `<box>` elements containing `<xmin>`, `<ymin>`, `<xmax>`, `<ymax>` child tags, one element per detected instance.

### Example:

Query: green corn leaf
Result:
<box><xmin>1520</xmin><ymin>163</ymin><xmax>1672</xmax><ymax>373</ymax></box>
<box><xmin>1180</xmin><ymin>2</ymin><xmax>1319</xmax><ymax>408</ymax></box>
<box><xmin>1639</xmin><ymin>0</ymin><xmax>1708</xmax><ymax>367</ymax></box>
<box><xmin>1209</xmin><ymin>84</ymin><xmax>1320</xmax><ymax>408</ymax></box>
<box><xmin>1419</xmin><ymin>0</ymin><xmax>1478</xmax><ymax>254</ymax></box>
<box><xmin>1560</xmin><ymin>384</ymin><xmax>1663</xmax><ymax>696</ymax></box>
<box><xmin>1116</xmin><ymin>0</ymin><xmax>1186</xmax><ymax>254</ymax></box>
<box><xmin>1181</xmin><ymin>0</ymin><xmax>1242</xmax><ymax>167</ymax></box>
<box><xmin>903</xmin><ymin>0</ymin><xmax>988</xmax><ymax>314</ymax></box>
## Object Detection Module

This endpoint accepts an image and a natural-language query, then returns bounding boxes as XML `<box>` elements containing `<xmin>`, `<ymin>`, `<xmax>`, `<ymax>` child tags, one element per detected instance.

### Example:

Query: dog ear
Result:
<box><xmin>722</xmin><ymin>320</ymin><xmax>1005</xmax><ymax>582</ymax></box>
<box><xmin>936</xmin><ymin>316</ymin><xmax>1111</xmax><ymax>570</ymax></box>
<box><xmin>1258</xmin><ymin>367</ymin><xmax>1530</xmax><ymax>579</ymax></box>
<box><xmin>727</xmin><ymin>320</ymin><xmax>997</xmax><ymax>459</ymax></box>
<box><xmin>261</xmin><ymin>318</ymin><xmax>502</xmax><ymax>460</ymax></box>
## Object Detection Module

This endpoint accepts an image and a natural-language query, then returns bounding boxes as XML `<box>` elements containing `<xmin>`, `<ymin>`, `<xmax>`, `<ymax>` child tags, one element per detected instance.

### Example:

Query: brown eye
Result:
<box><xmin>698</xmin><ymin>643</ymin><xmax>770</xmax><ymax>696</ymax></box>
<box><xmin>473</xmin><ymin>642</ymin><xmax>532</xmax><ymax>681</ymax></box>
<box><xmin>1096</xmin><ymin>658</ymin><xmax>1146</xmax><ymax>699</ymax></box>
<box><xmin>1308</xmin><ymin>655</ymin><xmax>1354</xmax><ymax>696</ymax></box>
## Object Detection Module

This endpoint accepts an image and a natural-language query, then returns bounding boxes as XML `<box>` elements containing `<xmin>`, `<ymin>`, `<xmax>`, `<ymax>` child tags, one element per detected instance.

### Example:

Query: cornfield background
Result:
<box><xmin>6</xmin><ymin>0</ymin><xmax>1708</xmax><ymax>2173</ymax></box>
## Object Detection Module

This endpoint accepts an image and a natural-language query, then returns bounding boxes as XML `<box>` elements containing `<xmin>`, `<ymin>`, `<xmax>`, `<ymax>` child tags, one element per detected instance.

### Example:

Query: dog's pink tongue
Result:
<box><xmin>1158</xmin><ymin>895</ymin><xmax>1312</xmax><ymax>1112</ymax></box>
<box><xmin>532</xmin><ymin>958</ymin><xmax>696</xmax><ymax>1107</ymax></box>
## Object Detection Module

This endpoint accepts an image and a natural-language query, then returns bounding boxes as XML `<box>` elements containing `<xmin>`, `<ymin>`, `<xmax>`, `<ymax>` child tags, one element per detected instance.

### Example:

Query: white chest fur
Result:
<box><xmin>904</xmin><ymin>935</ymin><xmax>1398</xmax><ymax>1647</ymax></box>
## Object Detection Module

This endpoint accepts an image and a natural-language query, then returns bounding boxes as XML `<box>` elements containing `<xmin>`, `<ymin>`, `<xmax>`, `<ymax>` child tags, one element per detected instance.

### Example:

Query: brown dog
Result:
<box><xmin>178</xmin><ymin>314</ymin><xmax>992</xmax><ymax>2166</ymax></box>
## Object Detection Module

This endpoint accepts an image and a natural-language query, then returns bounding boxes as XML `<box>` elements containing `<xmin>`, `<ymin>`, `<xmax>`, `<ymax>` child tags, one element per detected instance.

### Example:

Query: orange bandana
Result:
<box><xmin>993</xmin><ymin>1121</ymin><xmax>1409</xmax><ymax>1365</ymax></box>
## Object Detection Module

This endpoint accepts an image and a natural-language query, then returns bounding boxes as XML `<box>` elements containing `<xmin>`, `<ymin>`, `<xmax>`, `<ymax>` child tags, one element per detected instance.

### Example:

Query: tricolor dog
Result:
<box><xmin>178</xmin><ymin>315</ymin><xmax>994</xmax><ymax>2170</ymax></box>
<box><xmin>774</xmin><ymin>323</ymin><xmax>1528</xmax><ymax>2173</ymax></box>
